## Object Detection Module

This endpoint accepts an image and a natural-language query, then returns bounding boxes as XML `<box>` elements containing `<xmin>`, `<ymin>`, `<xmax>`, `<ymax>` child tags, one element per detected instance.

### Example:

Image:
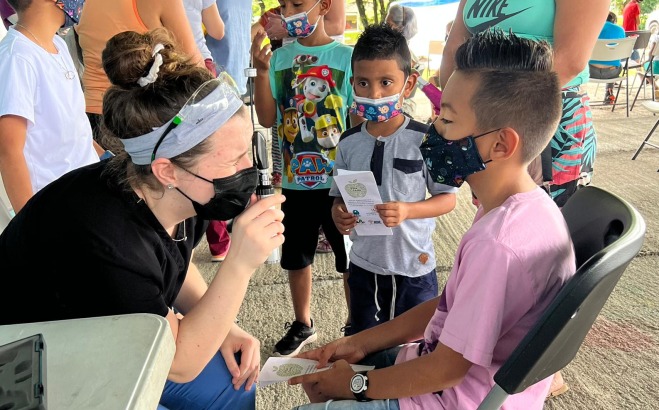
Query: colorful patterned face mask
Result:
<box><xmin>281</xmin><ymin>0</ymin><xmax>321</xmax><ymax>38</ymax></box>
<box><xmin>420</xmin><ymin>124</ymin><xmax>498</xmax><ymax>187</ymax></box>
<box><xmin>54</xmin><ymin>0</ymin><xmax>85</xmax><ymax>27</ymax></box>
<box><xmin>349</xmin><ymin>81</ymin><xmax>406</xmax><ymax>122</ymax></box>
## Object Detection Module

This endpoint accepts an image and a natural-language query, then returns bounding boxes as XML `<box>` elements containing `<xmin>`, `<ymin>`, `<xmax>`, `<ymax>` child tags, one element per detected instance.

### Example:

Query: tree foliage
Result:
<box><xmin>251</xmin><ymin>0</ymin><xmax>394</xmax><ymax>29</ymax></box>
<box><xmin>614</xmin><ymin>0</ymin><xmax>659</xmax><ymax>27</ymax></box>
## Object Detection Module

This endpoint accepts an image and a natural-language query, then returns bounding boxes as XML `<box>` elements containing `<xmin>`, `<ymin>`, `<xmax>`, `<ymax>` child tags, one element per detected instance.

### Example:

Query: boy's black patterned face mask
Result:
<box><xmin>420</xmin><ymin>125</ymin><xmax>498</xmax><ymax>188</ymax></box>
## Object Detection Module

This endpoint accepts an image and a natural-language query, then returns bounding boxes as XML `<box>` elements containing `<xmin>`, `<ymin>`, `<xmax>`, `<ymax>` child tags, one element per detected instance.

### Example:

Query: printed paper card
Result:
<box><xmin>259</xmin><ymin>357</ymin><xmax>374</xmax><ymax>387</ymax></box>
<box><xmin>333</xmin><ymin>170</ymin><xmax>393</xmax><ymax>236</ymax></box>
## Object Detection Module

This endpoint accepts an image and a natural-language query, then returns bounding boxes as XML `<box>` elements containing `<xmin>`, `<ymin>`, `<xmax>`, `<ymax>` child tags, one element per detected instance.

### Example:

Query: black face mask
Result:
<box><xmin>177</xmin><ymin>167</ymin><xmax>258</xmax><ymax>221</ymax></box>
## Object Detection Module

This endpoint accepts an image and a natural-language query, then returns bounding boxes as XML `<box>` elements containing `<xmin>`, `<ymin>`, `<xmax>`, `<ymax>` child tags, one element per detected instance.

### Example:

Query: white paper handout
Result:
<box><xmin>259</xmin><ymin>357</ymin><xmax>375</xmax><ymax>387</ymax></box>
<box><xmin>333</xmin><ymin>170</ymin><xmax>393</xmax><ymax>236</ymax></box>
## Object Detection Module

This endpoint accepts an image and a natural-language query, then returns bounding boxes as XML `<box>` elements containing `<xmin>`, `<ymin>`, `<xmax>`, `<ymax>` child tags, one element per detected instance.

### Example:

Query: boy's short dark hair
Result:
<box><xmin>454</xmin><ymin>29</ymin><xmax>561</xmax><ymax>164</ymax></box>
<box><xmin>607</xmin><ymin>12</ymin><xmax>617</xmax><ymax>24</ymax></box>
<box><xmin>351</xmin><ymin>23</ymin><xmax>412</xmax><ymax>77</ymax></box>
<box><xmin>7</xmin><ymin>0</ymin><xmax>31</xmax><ymax>13</ymax></box>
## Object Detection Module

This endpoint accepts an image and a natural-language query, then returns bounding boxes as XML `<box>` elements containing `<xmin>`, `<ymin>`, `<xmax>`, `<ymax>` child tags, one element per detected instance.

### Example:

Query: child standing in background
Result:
<box><xmin>330</xmin><ymin>24</ymin><xmax>457</xmax><ymax>335</ymax></box>
<box><xmin>252</xmin><ymin>0</ymin><xmax>360</xmax><ymax>357</ymax></box>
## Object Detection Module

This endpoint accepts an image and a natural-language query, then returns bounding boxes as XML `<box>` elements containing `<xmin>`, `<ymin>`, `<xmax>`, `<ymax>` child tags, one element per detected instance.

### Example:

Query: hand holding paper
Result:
<box><xmin>259</xmin><ymin>357</ymin><xmax>374</xmax><ymax>387</ymax></box>
<box><xmin>333</xmin><ymin>170</ymin><xmax>393</xmax><ymax>236</ymax></box>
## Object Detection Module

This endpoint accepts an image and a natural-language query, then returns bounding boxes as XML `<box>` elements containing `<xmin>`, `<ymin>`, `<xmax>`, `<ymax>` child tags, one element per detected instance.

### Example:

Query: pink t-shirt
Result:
<box><xmin>397</xmin><ymin>188</ymin><xmax>575</xmax><ymax>410</ymax></box>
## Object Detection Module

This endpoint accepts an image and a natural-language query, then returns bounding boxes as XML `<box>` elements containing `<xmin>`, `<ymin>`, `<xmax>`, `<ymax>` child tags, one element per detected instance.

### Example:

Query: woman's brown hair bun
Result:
<box><xmin>102</xmin><ymin>28</ymin><xmax>185</xmax><ymax>89</ymax></box>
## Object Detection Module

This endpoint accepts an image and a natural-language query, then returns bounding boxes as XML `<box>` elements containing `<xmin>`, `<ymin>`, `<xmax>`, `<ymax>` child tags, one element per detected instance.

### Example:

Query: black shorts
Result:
<box><xmin>280</xmin><ymin>188</ymin><xmax>348</xmax><ymax>272</ymax></box>
<box><xmin>346</xmin><ymin>262</ymin><xmax>438</xmax><ymax>335</ymax></box>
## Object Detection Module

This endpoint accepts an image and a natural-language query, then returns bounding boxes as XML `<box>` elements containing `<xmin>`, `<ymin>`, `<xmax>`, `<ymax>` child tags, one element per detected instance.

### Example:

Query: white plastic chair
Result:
<box><xmin>426</xmin><ymin>40</ymin><xmax>444</xmax><ymax>77</ymax></box>
<box><xmin>588</xmin><ymin>37</ymin><xmax>637</xmax><ymax>117</ymax></box>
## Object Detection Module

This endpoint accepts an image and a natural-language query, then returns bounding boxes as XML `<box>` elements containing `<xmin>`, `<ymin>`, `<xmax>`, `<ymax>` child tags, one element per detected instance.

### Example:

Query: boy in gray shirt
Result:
<box><xmin>330</xmin><ymin>24</ymin><xmax>457</xmax><ymax>335</ymax></box>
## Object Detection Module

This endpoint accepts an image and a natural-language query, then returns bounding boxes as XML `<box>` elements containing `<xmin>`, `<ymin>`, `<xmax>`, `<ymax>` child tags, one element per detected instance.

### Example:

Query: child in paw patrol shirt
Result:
<box><xmin>329</xmin><ymin>24</ymin><xmax>457</xmax><ymax>335</ymax></box>
<box><xmin>251</xmin><ymin>0</ymin><xmax>359</xmax><ymax>357</ymax></box>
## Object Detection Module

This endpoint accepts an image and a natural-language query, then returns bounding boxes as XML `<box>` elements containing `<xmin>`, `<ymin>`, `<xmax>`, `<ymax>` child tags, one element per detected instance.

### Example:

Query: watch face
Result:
<box><xmin>351</xmin><ymin>374</ymin><xmax>365</xmax><ymax>392</ymax></box>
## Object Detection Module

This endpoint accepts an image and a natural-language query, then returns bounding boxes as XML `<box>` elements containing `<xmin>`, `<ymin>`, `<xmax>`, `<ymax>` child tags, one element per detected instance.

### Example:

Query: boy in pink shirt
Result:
<box><xmin>288</xmin><ymin>29</ymin><xmax>576</xmax><ymax>410</ymax></box>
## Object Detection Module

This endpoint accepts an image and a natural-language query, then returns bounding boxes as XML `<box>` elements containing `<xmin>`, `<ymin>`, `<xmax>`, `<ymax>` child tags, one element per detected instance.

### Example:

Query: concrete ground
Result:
<box><xmin>194</xmin><ymin>84</ymin><xmax>659</xmax><ymax>410</ymax></box>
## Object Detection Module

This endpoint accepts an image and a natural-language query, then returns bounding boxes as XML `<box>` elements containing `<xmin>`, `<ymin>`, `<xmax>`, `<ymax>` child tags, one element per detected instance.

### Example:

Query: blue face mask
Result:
<box><xmin>420</xmin><ymin>124</ymin><xmax>498</xmax><ymax>187</ymax></box>
<box><xmin>349</xmin><ymin>81</ymin><xmax>406</xmax><ymax>122</ymax></box>
<box><xmin>281</xmin><ymin>0</ymin><xmax>321</xmax><ymax>38</ymax></box>
<box><xmin>55</xmin><ymin>0</ymin><xmax>85</xmax><ymax>28</ymax></box>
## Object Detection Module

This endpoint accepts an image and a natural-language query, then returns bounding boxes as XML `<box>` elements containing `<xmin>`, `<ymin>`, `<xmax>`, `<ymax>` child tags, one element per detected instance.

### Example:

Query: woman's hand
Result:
<box><xmin>224</xmin><ymin>193</ymin><xmax>285</xmax><ymax>270</ymax></box>
<box><xmin>220</xmin><ymin>324</ymin><xmax>261</xmax><ymax>391</ymax></box>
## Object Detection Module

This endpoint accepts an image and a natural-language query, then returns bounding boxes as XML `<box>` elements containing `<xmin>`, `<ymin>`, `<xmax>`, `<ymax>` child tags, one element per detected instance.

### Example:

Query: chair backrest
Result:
<box><xmin>626</xmin><ymin>30</ymin><xmax>652</xmax><ymax>50</ymax></box>
<box><xmin>492</xmin><ymin>186</ymin><xmax>646</xmax><ymax>395</ymax></box>
<box><xmin>590</xmin><ymin>37</ymin><xmax>637</xmax><ymax>62</ymax></box>
<box><xmin>427</xmin><ymin>40</ymin><xmax>445</xmax><ymax>71</ymax></box>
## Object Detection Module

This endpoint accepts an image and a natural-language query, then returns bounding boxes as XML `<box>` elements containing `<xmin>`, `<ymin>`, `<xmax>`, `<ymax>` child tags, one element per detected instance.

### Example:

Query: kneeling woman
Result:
<box><xmin>0</xmin><ymin>28</ymin><xmax>285</xmax><ymax>410</ymax></box>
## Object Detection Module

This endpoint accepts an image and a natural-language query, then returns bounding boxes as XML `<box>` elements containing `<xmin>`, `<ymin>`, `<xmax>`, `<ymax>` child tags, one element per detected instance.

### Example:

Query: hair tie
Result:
<box><xmin>137</xmin><ymin>43</ymin><xmax>165</xmax><ymax>87</ymax></box>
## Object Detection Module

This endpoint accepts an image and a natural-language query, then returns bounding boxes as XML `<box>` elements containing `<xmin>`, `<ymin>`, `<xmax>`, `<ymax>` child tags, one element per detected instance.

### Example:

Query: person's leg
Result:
<box><xmin>293</xmin><ymin>399</ymin><xmax>400</xmax><ymax>410</ymax></box>
<box><xmin>276</xmin><ymin>189</ymin><xmax>322</xmax><ymax>356</ymax></box>
<box><xmin>207</xmin><ymin>220</ymin><xmax>231</xmax><ymax>261</ymax></box>
<box><xmin>346</xmin><ymin>264</ymin><xmax>385</xmax><ymax>336</ymax></box>
<box><xmin>321</xmin><ymin>199</ymin><xmax>351</xmax><ymax>331</ymax></box>
<box><xmin>289</xmin><ymin>265</ymin><xmax>313</xmax><ymax>326</ymax></box>
<box><xmin>160</xmin><ymin>352</ymin><xmax>255</xmax><ymax>410</ymax></box>
<box><xmin>393</xmin><ymin>270</ymin><xmax>438</xmax><ymax>318</ymax></box>
<box><xmin>549</xmin><ymin>87</ymin><xmax>595</xmax><ymax>207</ymax></box>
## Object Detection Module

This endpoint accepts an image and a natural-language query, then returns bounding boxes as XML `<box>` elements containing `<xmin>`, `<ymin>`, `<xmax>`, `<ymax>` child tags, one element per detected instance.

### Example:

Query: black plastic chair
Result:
<box><xmin>477</xmin><ymin>186</ymin><xmax>646</xmax><ymax>410</ymax></box>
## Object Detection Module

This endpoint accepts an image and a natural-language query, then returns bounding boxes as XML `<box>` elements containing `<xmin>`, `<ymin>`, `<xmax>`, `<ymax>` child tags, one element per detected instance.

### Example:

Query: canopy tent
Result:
<box><xmin>391</xmin><ymin>0</ymin><xmax>461</xmax><ymax>75</ymax></box>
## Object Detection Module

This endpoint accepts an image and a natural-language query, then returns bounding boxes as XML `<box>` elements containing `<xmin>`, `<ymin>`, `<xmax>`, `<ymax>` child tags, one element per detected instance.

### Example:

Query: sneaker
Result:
<box><xmin>210</xmin><ymin>251</ymin><xmax>228</xmax><ymax>262</ymax></box>
<box><xmin>273</xmin><ymin>320</ymin><xmax>317</xmax><ymax>356</ymax></box>
<box><xmin>340</xmin><ymin>323</ymin><xmax>353</xmax><ymax>336</ymax></box>
<box><xmin>316</xmin><ymin>236</ymin><xmax>333</xmax><ymax>253</ymax></box>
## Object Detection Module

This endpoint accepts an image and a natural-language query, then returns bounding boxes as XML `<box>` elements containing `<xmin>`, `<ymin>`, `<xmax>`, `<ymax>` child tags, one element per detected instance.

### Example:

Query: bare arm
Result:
<box><xmin>440</xmin><ymin>0</ymin><xmax>470</xmax><ymax>89</ymax></box>
<box><xmin>404</xmin><ymin>192</ymin><xmax>456</xmax><ymax>220</ymax></box>
<box><xmin>0</xmin><ymin>115</ymin><xmax>32</xmax><ymax>213</ymax></box>
<box><xmin>553</xmin><ymin>0</ymin><xmax>610</xmax><ymax>87</ymax></box>
<box><xmin>202</xmin><ymin>3</ymin><xmax>225</xmax><ymax>40</ymax></box>
<box><xmin>324</xmin><ymin>0</ymin><xmax>346</xmax><ymax>37</ymax></box>
<box><xmin>290</xmin><ymin>298</ymin><xmax>472</xmax><ymax>401</ymax></box>
<box><xmin>165</xmin><ymin>194</ymin><xmax>285</xmax><ymax>383</ymax></box>
<box><xmin>138</xmin><ymin>0</ymin><xmax>204</xmax><ymax>66</ymax></box>
<box><xmin>252</xmin><ymin>31</ymin><xmax>277</xmax><ymax>128</ymax></box>
<box><xmin>172</xmin><ymin>259</ymin><xmax>207</xmax><ymax>314</ymax></box>
<box><xmin>375</xmin><ymin>192</ymin><xmax>456</xmax><ymax>228</ymax></box>
<box><xmin>364</xmin><ymin>343</ymin><xmax>471</xmax><ymax>399</ymax></box>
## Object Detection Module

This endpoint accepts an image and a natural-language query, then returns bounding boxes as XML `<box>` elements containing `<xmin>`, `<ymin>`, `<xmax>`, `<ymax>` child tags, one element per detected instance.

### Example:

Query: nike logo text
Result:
<box><xmin>466</xmin><ymin>0</ymin><xmax>531</xmax><ymax>33</ymax></box>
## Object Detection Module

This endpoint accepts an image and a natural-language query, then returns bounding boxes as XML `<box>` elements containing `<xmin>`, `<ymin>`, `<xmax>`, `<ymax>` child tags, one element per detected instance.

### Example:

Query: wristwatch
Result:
<box><xmin>350</xmin><ymin>371</ymin><xmax>372</xmax><ymax>402</ymax></box>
